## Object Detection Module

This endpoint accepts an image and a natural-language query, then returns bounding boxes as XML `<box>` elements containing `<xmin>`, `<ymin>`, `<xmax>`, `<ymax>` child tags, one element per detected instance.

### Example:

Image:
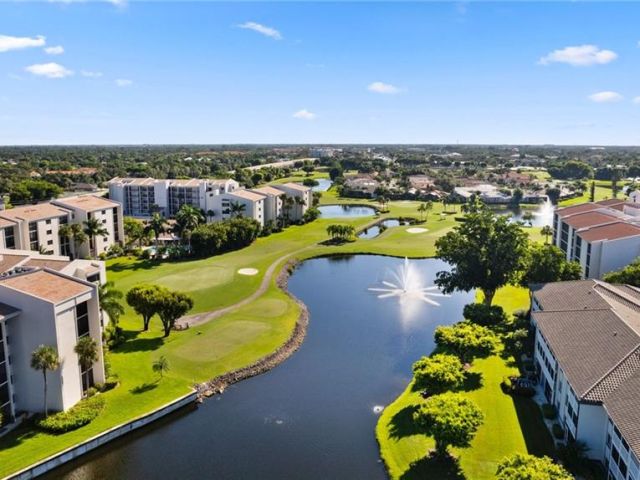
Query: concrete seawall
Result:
<box><xmin>6</xmin><ymin>391</ymin><xmax>197</xmax><ymax>480</ymax></box>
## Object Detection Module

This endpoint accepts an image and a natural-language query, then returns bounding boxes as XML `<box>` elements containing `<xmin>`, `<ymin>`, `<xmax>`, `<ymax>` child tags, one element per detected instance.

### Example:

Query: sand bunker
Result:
<box><xmin>406</xmin><ymin>227</ymin><xmax>428</xmax><ymax>234</ymax></box>
<box><xmin>238</xmin><ymin>268</ymin><xmax>259</xmax><ymax>276</ymax></box>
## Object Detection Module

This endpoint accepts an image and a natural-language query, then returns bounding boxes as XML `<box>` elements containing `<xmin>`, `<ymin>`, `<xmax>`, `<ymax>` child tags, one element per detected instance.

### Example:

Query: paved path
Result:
<box><xmin>175</xmin><ymin>249</ymin><xmax>307</xmax><ymax>328</ymax></box>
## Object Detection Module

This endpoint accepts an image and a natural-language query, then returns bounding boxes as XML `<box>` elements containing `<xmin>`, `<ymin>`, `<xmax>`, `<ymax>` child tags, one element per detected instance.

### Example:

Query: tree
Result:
<box><xmin>146</xmin><ymin>213</ymin><xmax>167</xmax><ymax>250</ymax></box>
<box><xmin>604</xmin><ymin>257</ymin><xmax>640</xmax><ymax>287</ymax></box>
<box><xmin>156</xmin><ymin>290</ymin><xmax>194</xmax><ymax>337</ymax></box>
<box><xmin>152</xmin><ymin>356</ymin><xmax>170</xmax><ymax>380</ymax></box>
<box><xmin>30</xmin><ymin>345</ymin><xmax>60</xmax><ymax>417</ymax></box>
<box><xmin>519</xmin><ymin>244</ymin><xmax>582</xmax><ymax>286</ymax></box>
<box><xmin>545</xmin><ymin>187</ymin><xmax>561</xmax><ymax>205</ymax></box>
<box><xmin>540</xmin><ymin>225</ymin><xmax>553</xmax><ymax>244</ymax></box>
<box><xmin>510</xmin><ymin>188</ymin><xmax>523</xmax><ymax>206</ymax></box>
<box><xmin>326</xmin><ymin>224</ymin><xmax>355</xmax><ymax>241</ymax></box>
<box><xmin>412</xmin><ymin>354</ymin><xmax>466</xmax><ymax>393</ymax></box>
<box><xmin>495</xmin><ymin>453</ymin><xmax>572</xmax><ymax>480</ymax></box>
<box><xmin>589</xmin><ymin>181</ymin><xmax>596</xmax><ymax>203</ymax></box>
<box><xmin>175</xmin><ymin>205</ymin><xmax>204</xmax><ymax>250</ymax></box>
<box><xmin>413</xmin><ymin>392</ymin><xmax>483</xmax><ymax>457</ymax></box>
<box><xmin>59</xmin><ymin>223</ymin><xmax>87</xmax><ymax>259</ymax></box>
<box><xmin>417</xmin><ymin>202</ymin><xmax>433</xmax><ymax>221</ymax></box>
<box><xmin>435</xmin><ymin>210</ymin><xmax>529</xmax><ymax>305</ymax></box>
<box><xmin>98</xmin><ymin>281</ymin><xmax>124</xmax><ymax>324</ymax></box>
<box><xmin>74</xmin><ymin>336</ymin><xmax>98</xmax><ymax>393</ymax></box>
<box><xmin>434</xmin><ymin>321</ymin><xmax>500</xmax><ymax>362</ymax></box>
<box><xmin>126</xmin><ymin>284</ymin><xmax>164</xmax><ymax>331</ymax></box>
<box><xmin>229</xmin><ymin>201</ymin><xmax>246</xmax><ymax>218</ymax></box>
<box><xmin>123</xmin><ymin>216</ymin><xmax>146</xmax><ymax>248</ymax></box>
<box><xmin>462</xmin><ymin>303</ymin><xmax>507</xmax><ymax>328</ymax></box>
<box><xmin>9</xmin><ymin>179</ymin><xmax>63</xmax><ymax>204</ymax></box>
<box><xmin>83</xmin><ymin>217</ymin><xmax>108</xmax><ymax>258</ymax></box>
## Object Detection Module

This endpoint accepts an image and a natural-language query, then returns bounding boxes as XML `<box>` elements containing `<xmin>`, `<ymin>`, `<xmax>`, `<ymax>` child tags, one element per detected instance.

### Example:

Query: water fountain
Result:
<box><xmin>368</xmin><ymin>257</ymin><xmax>448</xmax><ymax>306</ymax></box>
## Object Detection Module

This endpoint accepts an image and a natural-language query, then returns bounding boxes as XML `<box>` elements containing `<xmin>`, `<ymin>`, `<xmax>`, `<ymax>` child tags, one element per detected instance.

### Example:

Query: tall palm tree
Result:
<box><xmin>175</xmin><ymin>205</ymin><xmax>204</xmax><ymax>250</ymax></box>
<box><xmin>74</xmin><ymin>337</ymin><xmax>98</xmax><ymax>393</ymax></box>
<box><xmin>30</xmin><ymin>345</ymin><xmax>60</xmax><ymax>417</ymax></box>
<box><xmin>83</xmin><ymin>217</ymin><xmax>108</xmax><ymax>258</ymax></box>
<box><xmin>145</xmin><ymin>213</ymin><xmax>167</xmax><ymax>250</ymax></box>
<box><xmin>229</xmin><ymin>201</ymin><xmax>246</xmax><ymax>218</ymax></box>
<box><xmin>60</xmin><ymin>223</ymin><xmax>87</xmax><ymax>259</ymax></box>
<box><xmin>98</xmin><ymin>281</ymin><xmax>124</xmax><ymax>325</ymax></box>
<box><xmin>541</xmin><ymin>225</ymin><xmax>553</xmax><ymax>244</ymax></box>
<box><xmin>282</xmin><ymin>196</ymin><xmax>295</xmax><ymax>225</ymax></box>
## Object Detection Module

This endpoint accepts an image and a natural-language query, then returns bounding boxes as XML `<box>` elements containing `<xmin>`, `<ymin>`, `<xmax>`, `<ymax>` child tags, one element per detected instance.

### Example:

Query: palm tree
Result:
<box><xmin>229</xmin><ymin>201</ymin><xmax>247</xmax><ymax>218</ymax></box>
<box><xmin>74</xmin><ymin>337</ymin><xmax>98</xmax><ymax>393</ymax></box>
<box><xmin>30</xmin><ymin>345</ymin><xmax>60</xmax><ymax>417</ymax></box>
<box><xmin>145</xmin><ymin>213</ymin><xmax>167</xmax><ymax>250</ymax></box>
<box><xmin>175</xmin><ymin>205</ymin><xmax>204</xmax><ymax>250</ymax></box>
<box><xmin>59</xmin><ymin>223</ymin><xmax>88</xmax><ymax>259</ymax></box>
<box><xmin>152</xmin><ymin>356</ymin><xmax>170</xmax><ymax>380</ymax></box>
<box><xmin>282</xmin><ymin>196</ymin><xmax>295</xmax><ymax>225</ymax></box>
<box><xmin>98</xmin><ymin>281</ymin><xmax>124</xmax><ymax>325</ymax></box>
<box><xmin>83</xmin><ymin>217</ymin><xmax>108</xmax><ymax>258</ymax></box>
<box><xmin>38</xmin><ymin>244</ymin><xmax>52</xmax><ymax>255</ymax></box>
<box><xmin>206</xmin><ymin>209</ymin><xmax>215</xmax><ymax>222</ymax></box>
<box><xmin>541</xmin><ymin>225</ymin><xmax>553</xmax><ymax>244</ymax></box>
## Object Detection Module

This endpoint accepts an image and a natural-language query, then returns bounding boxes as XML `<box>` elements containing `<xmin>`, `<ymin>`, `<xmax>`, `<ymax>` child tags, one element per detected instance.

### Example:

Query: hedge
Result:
<box><xmin>38</xmin><ymin>395</ymin><xmax>106</xmax><ymax>433</ymax></box>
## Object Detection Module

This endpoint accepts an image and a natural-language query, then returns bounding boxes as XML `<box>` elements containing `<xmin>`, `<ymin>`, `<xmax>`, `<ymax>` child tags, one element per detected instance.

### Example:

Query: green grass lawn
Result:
<box><xmin>0</xmin><ymin>190</ymin><xmax>547</xmax><ymax>477</ymax></box>
<box><xmin>376</xmin><ymin>286</ymin><xmax>554</xmax><ymax>480</ymax></box>
<box><xmin>559</xmin><ymin>180</ymin><xmax>629</xmax><ymax>207</ymax></box>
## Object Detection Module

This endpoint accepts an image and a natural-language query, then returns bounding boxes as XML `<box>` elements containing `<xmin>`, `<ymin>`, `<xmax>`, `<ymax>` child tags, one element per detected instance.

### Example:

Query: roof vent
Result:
<box><xmin>613</xmin><ymin>331</ymin><xmax>618</xmax><ymax>336</ymax></box>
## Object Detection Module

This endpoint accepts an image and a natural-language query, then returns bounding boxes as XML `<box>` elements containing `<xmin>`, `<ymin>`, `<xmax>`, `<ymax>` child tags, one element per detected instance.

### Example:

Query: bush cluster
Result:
<box><xmin>190</xmin><ymin>217</ymin><xmax>261</xmax><ymax>257</ymax></box>
<box><xmin>463</xmin><ymin>303</ymin><xmax>508</xmax><ymax>328</ymax></box>
<box><xmin>37</xmin><ymin>395</ymin><xmax>106</xmax><ymax>433</ymax></box>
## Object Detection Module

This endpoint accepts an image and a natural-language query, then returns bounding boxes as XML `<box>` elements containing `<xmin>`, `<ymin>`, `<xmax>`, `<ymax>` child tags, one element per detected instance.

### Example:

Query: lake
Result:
<box><xmin>44</xmin><ymin>256</ymin><xmax>474</xmax><ymax>480</ymax></box>
<box><xmin>358</xmin><ymin>219</ymin><xmax>403</xmax><ymax>239</ymax></box>
<box><xmin>318</xmin><ymin>204</ymin><xmax>377</xmax><ymax>218</ymax></box>
<box><xmin>312</xmin><ymin>178</ymin><xmax>333</xmax><ymax>192</ymax></box>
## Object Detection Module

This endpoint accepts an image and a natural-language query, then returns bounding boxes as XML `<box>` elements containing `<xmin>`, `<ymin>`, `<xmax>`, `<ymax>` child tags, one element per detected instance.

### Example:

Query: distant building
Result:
<box><xmin>408</xmin><ymin>175</ymin><xmax>435</xmax><ymax>192</ymax></box>
<box><xmin>217</xmin><ymin>189</ymin><xmax>266</xmax><ymax>225</ymax></box>
<box><xmin>553</xmin><ymin>197</ymin><xmax>640</xmax><ymax>279</ymax></box>
<box><xmin>342</xmin><ymin>175</ymin><xmax>380</xmax><ymax>198</ymax></box>
<box><xmin>310</xmin><ymin>147</ymin><xmax>340</xmax><ymax>158</ymax></box>
<box><xmin>251</xmin><ymin>186</ymin><xmax>285</xmax><ymax>224</ymax></box>
<box><xmin>531</xmin><ymin>280</ymin><xmax>640</xmax><ymax>480</ymax></box>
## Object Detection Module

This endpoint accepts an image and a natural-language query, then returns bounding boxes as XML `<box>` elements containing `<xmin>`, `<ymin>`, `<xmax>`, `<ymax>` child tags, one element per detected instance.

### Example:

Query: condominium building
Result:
<box><xmin>0</xmin><ymin>195</ymin><xmax>124</xmax><ymax>259</ymax></box>
<box><xmin>215</xmin><ymin>190</ymin><xmax>266</xmax><ymax>225</ymax></box>
<box><xmin>274</xmin><ymin>182</ymin><xmax>312</xmax><ymax>221</ymax></box>
<box><xmin>53</xmin><ymin>195</ymin><xmax>124</xmax><ymax>258</ymax></box>
<box><xmin>531</xmin><ymin>280</ymin><xmax>640</xmax><ymax>480</ymax></box>
<box><xmin>108</xmin><ymin>177</ymin><xmax>239</xmax><ymax>218</ymax></box>
<box><xmin>552</xmin><ymin>197</ymin><xmax>640</xmax><ymax>279</ymax></box>
<box><xmin>0</xmin><ymin>267</ymin><xmax>105</xmax><ymax>421</ymax></box>
<box><xmin>251</xmin><ymin>186</ymin><xmax>285</xmax><ymax>224</ymax></box>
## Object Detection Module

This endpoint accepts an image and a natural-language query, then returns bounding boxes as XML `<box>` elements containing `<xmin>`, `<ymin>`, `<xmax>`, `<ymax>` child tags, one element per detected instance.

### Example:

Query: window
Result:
<box><xmin>76</xmin><ymin>302</ymin><xmax>90</xmax><ymax>337</ymax></box>
<box><xmin>47</xmin><ymin>239</ymin><xmax>53</xmax><ymax>245</ymax></box>
<box><xmin>45</xmin><ymin>219</ymin><xmax>51</xmax><ymax>225</ymax></box>
<box><xmin>46</xmin><ymin>229</ymin><xmax>52</xmax><ymax>235</ymax></box>
<box><xmin>28</xmin><ymin>222</ymin><xmax>38</xmax><ymax>250</ymax></box>
<box><xmin>3</xmin><ymin>227</ymin><xmax>15</xmax><ymax>249</ymax></box>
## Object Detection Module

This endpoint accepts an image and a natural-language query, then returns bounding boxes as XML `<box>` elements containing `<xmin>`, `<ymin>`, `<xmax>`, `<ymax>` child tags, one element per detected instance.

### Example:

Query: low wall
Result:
<box><xmin>6</xmin><ymin>391</ymin><xmax>197</xmax><ymax>480</ymax></box>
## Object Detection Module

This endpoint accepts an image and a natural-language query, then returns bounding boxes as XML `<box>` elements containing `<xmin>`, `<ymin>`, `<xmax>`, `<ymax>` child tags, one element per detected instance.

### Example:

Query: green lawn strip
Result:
<box><xmin>376</xmin><ymin>285</ymin><xmax>553</xmax><ymax>480</ymax></box>
<box><xmin>0</xmin><ymin>200</ymin><xmax>542</xmax><ymax>476</ymax></box>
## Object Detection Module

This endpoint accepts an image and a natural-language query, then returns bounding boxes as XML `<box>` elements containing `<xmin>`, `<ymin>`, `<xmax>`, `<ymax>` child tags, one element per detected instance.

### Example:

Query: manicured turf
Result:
<box><xmin>0</xmin><ymin>184</ymin><xmax>547</xmax><ymax>477</ymax></box>
<box><xmin>376</xmin><ymin>286</ymin><xmax>554</xmax><ymax>480</ymax></box>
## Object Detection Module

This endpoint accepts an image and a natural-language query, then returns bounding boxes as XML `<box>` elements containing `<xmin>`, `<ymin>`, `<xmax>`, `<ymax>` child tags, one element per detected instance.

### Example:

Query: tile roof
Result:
<box><xmin>603</xmin><ymin>370</ymin><xmax>640</xmax><ymax>456</ymax></box>
<box><xmin>577</xmin><ymin>222</ymin><xmax>640</xmax><ymax>242</ymax></box>
<box><xmin>252</xmin><ymin>186</ymin><xmax>285</xmax><ymax>196</ymax></box>
<box><xmin>278</xmin><ymin>182</ymin><xmax>311</xmax><ymax>193</ymax></box>
<box><xmin>0</xmin><ymin>203</ymin><xmax>70</xmax><ymax>222</ymax></box>
<box><xmin>556</xmin><ymin>203</ymin><xmax>600</xmax><ymax>218</ymax></box>
<box><xmin>596</xmin><ymin>199</ymin><xmax>626</xmax><ymax>207</ymax></box>
<box><xmin>563</xmin><ymin>211</ymin><xmax>618</xmax><ymax>229</ymax></box>
<box><xmin>24</xmin><ymin>258</ymin><xmax>70</xmax><ymax>271</ymax></box>
<box><xmin>533</xmin><ymin>308</ymin><xmax>640</xmax><ymax>398</ymax></box>
<box><xmin>531</xmin><ymin>280</ymin><xmax>610</xmax><ymax>311</ymax></box>
<box><xmin>0</xmin><ymin>217</ymin><xmax>16</xmax><ymax>229</ymax></box>
<box><xmin>0</xmin><ymin>269</ymin><xmax>92</xmax><ymax>304</ymax></box>
<box><xmin>0</xmin><ymin>253</ymin><xmax>30</xmax><ymax>274</ymax></box>
<box><xmin>228</xmin><ymin>190</ymin><xmax>266</xmax><ymax>202</ymax></box>
<box><xmin>53</xmin><ymin>195</ymin><xmax>119</xmax><ymax>212</ymax></box>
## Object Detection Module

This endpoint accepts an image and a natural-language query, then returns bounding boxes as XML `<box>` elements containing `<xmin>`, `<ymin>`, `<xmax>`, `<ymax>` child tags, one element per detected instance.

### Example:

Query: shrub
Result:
<box><xmin>463</xmin><ymin>303</ymin><xmax>508</xmax><ymax>328</ymax></box>
<box><xmin>552</xmin><ymin>423</ymin><xmax>565</xmax><ymax>440</ymax></box>
<box><xmin>542</xmin><ymin>404</ymin><xmax>557</xmax><ymax>420</ymax></box>
<box><xmin>86</xmin><ymin>387</ymin><xmax>98</xmax><ymax>398</ymax></box>
<box><xmin>302</xmin><ymin>207</ymin><xmax>320</xmax><ymax>223</ymax></box>
<box><xmin>38</xmin><ymin>395</ymin><xmax>105</xmax><ymax>433</ymax></box>
<box><xmin>191</xmin><ymin>217</ymin><xmax>261</xmax><ymax>257</ymax></box>
<box><xmin>140</xmin><ymin>249</ymin><xmax>152</xmax><ymax>260</ymax></box>
<box><xmin>412</xmin><ymin>353</ymin><xmax>466</xmax><ymax>393</ymax></box>
<box><xmin>434</xmin><ymin>321</ymin><xmax>500</xmax><ymax>362</ymax></box>
<box><xmin>512</xmin><ymin>385</ymin><xmax>536</xmax><ymax>397</ymax></box>
<box><xmin>501</xmin><ymin>376</ymin><xmax>513</xmax><ymax>393</ymax></box>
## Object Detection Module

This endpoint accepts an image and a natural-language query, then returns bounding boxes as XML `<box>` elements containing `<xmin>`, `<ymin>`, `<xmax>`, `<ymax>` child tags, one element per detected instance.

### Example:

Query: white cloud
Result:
<box><xmin>25</xmin><ymin>62</ymin><xmax>73</xmax><ymax>78</ymax></box>
<box><xmin>44</xmin><ymin>45</ymin><xmax>64</xmax><ymax>55</ymax></box>
<box><xmin>538</xmin><ymin>45</ymin><xmax>617</xmax><ymax>67</ymax></box>
<box><xmin>588</xmin><ymin>91</ymin><xmax>623</xmax><ymax>103</ymax></box>
<box><xmin>115</xmin><ymin>78</ymin><xmax>133</xmax><ymax>87</ymax></box>
<box><xmin>367</xmin><ymin>81</ymin><xmax>401</xmax><ymax>94</ymax></box>
<box><xmin>237</xmin><ymin>22</ymin><xmax>282</xmax><ymax>40</ymax></box>
<box><xmin>81</xmin><ymin>70</ymin><xmax>103</xmax><ymax>78</ymax></box>
<box><xmin>0</xmin><ymin>35</ymin><xmax>46</xmax><ymax>53</ymax></box>
<box><xmin>292</xmin><ymin>109</ymin><xmax>316</xmax><ymax>120</ymax></box>
<box><xmin>633</xmin><ymin>96</ymin><xmax>640</xmax><ymax>105</ymax></box>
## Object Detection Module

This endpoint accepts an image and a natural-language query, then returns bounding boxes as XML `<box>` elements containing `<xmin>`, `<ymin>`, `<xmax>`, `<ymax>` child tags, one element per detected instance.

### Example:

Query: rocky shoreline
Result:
<box><xmin>195</xmin><ymin>258</ymin><xmax>308</xmax><ymax>400</ymax></box>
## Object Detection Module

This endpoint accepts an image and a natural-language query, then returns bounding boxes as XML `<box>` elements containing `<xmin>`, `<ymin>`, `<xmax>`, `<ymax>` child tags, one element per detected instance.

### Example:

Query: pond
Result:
<box><xmin>44</xmin><ymin>256</ymin><xmax>474</xmax><ymax>480</ymax></box>
<box><xmin>318</xmin><ymin>204</ymin><xmax>377</xmax><ymax>218</ymax></box>
<box><xmin>312</xmin><ymin>178</ymin><xmax>333</xmax><ymax>192</ymax></box>
<box><xmin>493</xmin><ymin>200</ymin><xmax>555</xmax><ymax>227</ymax></box>
<box><xmin>358</xmin><ymin>219</ymin><xmax>403</xmax><ymax>239</ymax></box>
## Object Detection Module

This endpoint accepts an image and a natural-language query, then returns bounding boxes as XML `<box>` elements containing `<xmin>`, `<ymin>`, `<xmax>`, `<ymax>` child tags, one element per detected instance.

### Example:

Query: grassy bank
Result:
<box><xmin>375</xmin><ymin>287</ymin><xmax>554</xmax><ymax>480</ymax></box>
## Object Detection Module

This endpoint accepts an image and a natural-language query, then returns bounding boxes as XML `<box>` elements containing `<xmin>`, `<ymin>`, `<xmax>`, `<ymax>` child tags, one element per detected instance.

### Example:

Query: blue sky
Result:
<box><xmin>0</xmin><ymin>1</ymin><xmax>639</xmax><ymax>145</ymax></box>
